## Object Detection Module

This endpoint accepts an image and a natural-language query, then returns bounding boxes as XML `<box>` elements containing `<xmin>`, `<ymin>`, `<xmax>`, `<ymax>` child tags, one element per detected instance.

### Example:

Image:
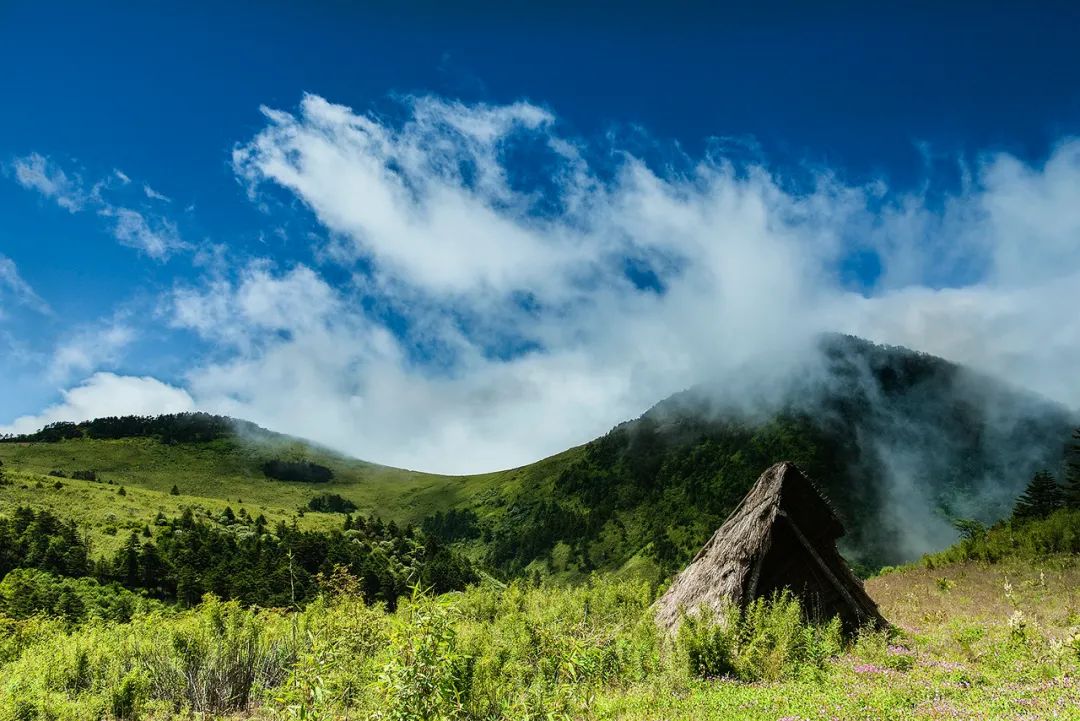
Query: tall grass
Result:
<box><xmin>4</xmin><ymin>568</ymin><xmax>1076</xmax><ymax>721</ymax></box>
<box><xmin>0</xmin><ymin>598</ymin><xmax>300</xmax><ymax>721</ymax></box>
<box><xmin>0</xmin><ymin>579</ymin><xmax>852</xmax><ymax>721</ymax></box>
<box><xmin>676</xmin><ymin>591</ymin><xmax>843</xmax><ymax>682</ymax></box>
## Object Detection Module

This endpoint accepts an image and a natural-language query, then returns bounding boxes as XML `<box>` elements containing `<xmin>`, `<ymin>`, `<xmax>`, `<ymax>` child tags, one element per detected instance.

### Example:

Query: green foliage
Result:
<box><xmin>263</xmin><ymin>459</ymin><xmax>334</xmax><ymax>483</ymax></box>
<box><xmin>136</xmin><ymin>597</ymin><xmax>295</xmax><ymax>714</ymax></box>
<box><xmin>306</xmin><ymin>493</ymin><xmax>357</xmax><ymax>514</ymax></box>
<box><xmin>951</xmin><ymin>518</ymin><xmax>986</xmax><ymax>542</ymax></box>
<box><xmin>1011</xmin><ymin>470</ymin><xmax>1065</xmax><ymax>521</ymax></box>
<box><xmin>0</xmin><ymin>597</ymin><xmax>298</xmax><ymax>720</ymax></box>
<box><xmin>924</xmin><ymin>508</ymin><xmax>1080</xmax><ymax>565</ymax></box>
<box><xmin>0</xmin><ymin>507</ymin><xmax>90</xmax><ymax>579</ymax></box>
<box><xmin>677</xmin><ymin>592</ymin><xmax>843</xmax><ymax>682</ymax></box>
<box><xmin>2</xmin><ymin>565</ymin><xmax>1079</xmax><ymax>721</ymax></box>
<box><xmin>1065</xmin><ymin>427</ymin><xmax>1080</xmax><ymax>508</ymax></box>
<box><xmin>421</xmin><ymin>508</ymin><xmax>481</xmax><ymax>542</ymax></box>
<box><xmin>101</xmin><ymin>509</ymin><xmax>477</xmax><ymax>608</ymax></box>
<box><xmin>375</xmin><ymin>591</ymin><xmax>471</xmax><ymax>720</ymax></box>
<box><xmin>0</xmin><ymin>413</ymin><xmax>244</xmax><ymax>445</ymax></box>
<box><xmin>0</xmin><ymin>568</ymin><xmax>156</xmax><ymax>624</ymax></box>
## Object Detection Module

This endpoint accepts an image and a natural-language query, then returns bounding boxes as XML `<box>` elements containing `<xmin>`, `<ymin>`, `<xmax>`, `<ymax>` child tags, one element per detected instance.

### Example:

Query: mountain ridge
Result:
<box><xmin>1</xmin><ymin>335</ymin><xmax>1075</xmax><ymax>579</ymax></box>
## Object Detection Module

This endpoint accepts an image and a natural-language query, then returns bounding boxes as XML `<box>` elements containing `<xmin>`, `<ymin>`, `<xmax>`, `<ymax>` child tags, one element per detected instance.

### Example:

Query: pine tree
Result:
<box><xmin>114</xmin><ymin>532</ymin><xmax>141</xmax><ymax>586</ymax></box>
<box><xmin>170</xmin><ymin>484</ymin><xmax>180</xmax><ymax>496</ymax></box>
<box><xmin>1065</xmin><ymin>428</ymin><xmax>1080</xmax><ymax>509</ymax></box>
<box><xmin>1012</xmin><ymin>470</ymin><xmax>1066</xmax><ymax>521</ymax></box>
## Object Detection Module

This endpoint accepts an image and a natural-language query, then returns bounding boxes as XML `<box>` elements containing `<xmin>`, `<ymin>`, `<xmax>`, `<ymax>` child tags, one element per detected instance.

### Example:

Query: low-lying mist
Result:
<box><xmin>647</xmin><ymin>334</ymin><xmax>1076</xmax><ymax>562</ymax></box>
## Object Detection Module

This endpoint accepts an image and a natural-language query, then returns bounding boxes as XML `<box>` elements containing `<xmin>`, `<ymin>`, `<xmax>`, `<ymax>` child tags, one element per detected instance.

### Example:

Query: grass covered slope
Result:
<box><xmin>1</xmin><ymin>335</ymin><xmax>1074</xmax><ymax>578</ymax></box>
<box><xmin>1</xmin><ymin>542</ymin><xmax>1077</xmax><ymax>720</ymax></box>
<box><xmin>471</xmin><ymin>335</ymin><xmax>1076</xmax><ymax>578</ymax></box>
<box><xmin>0</xmin><ymin>430</ymin><xmax>582</xmax><ymax>558</ymax></box>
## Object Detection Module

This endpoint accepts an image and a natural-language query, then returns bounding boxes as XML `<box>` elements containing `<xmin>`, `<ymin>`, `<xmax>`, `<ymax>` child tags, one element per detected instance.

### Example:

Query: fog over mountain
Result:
<box><xmin>642</xmin><ymin>335</ymin><xmax>1075</xmax><ymax>562</ymax></box>
<box><xmin>4</xmin><ymin>96</ymin><xmax>1080</xmax><ymax>476</ymax></box>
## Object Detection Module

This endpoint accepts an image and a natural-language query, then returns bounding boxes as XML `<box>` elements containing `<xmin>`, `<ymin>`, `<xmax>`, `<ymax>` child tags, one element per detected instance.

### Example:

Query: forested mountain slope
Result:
<box><xmin>1</xmin><ymin>336</ymin><xmax>1074</xmax><ymax>582</ymax></box>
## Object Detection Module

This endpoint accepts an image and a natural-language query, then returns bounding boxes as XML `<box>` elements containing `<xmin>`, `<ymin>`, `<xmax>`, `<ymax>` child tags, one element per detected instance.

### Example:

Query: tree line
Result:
<box><xmin>0</xmin><ymin>413</ymin><xmax>261</xmax><ymax>444</ymax></box>
<box><xmin>0</xmin><ymin>505</ymin><xmax>477</xmax><ymax>622</ymax></box>
<box><xmin>1009</xmin><ymin>428</ymin><xmax>1080</xmax><ymax>521</ymax></box>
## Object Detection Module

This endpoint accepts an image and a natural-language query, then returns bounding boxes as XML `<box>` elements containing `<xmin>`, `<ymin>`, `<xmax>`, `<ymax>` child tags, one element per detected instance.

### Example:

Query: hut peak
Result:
<box><xmin>655</xmin><ymin>461</ymin><xmax>885</xmax><ymax>632</ymax></box>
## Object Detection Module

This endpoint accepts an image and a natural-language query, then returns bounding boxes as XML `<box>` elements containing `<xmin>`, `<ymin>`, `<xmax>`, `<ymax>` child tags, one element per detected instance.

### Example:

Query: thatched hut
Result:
<box><xmin>655</xmin><ymin>461</ymin><xmax>885</xmax><ymax>632</ymax></box>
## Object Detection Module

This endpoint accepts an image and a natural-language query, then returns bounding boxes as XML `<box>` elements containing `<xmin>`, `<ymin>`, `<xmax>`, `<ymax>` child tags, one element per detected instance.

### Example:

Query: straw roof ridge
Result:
<box><xmin>654</xmin><ymin>461</ymin><xmax>885</xmax><ymax>633</ymax></box>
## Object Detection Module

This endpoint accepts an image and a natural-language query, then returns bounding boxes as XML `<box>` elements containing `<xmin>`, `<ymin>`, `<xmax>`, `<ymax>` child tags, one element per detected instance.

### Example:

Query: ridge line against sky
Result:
<box><xmin>2</xmin><ymin>3</ymin><xmax>1080</xmax><ymax>473</ymax></box>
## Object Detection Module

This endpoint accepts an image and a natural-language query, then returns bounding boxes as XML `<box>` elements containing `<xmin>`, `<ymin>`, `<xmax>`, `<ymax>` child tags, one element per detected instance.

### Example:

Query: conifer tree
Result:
<box><xmin>1065</xmin><ymin>428</ymin><xmax>1080</xmax><ymax>509</ymax></box>
<box><xmin>1012</xmin><ymin>470</ymin><xmax>1065</xmax><ymax>521</ymax></box>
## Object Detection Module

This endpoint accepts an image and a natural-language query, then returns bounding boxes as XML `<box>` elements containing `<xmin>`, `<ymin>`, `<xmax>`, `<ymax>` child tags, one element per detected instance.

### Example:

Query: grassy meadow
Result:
<box><xmin>2</xmin><ymin>422</ymin><xmax>1079</xmax><ymax>719</ymax></box>
<box><xmin>1</xmin><ymin>557</ymin><xmax>1077</xmax><ymax>721</ymax></box>
<box><xmin>0</xmin><ymin>436</ymin><xmax>579</xmax><ymax>557</ymax></box>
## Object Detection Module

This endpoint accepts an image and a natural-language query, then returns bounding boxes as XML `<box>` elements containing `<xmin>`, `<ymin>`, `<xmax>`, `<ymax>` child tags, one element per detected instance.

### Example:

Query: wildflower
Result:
<box><xmin>853</xmin><ymin>663</ymin><xmax>887</xmax><ymax>674</ymax></box>
<box><xmin>1008</xmin><ymin>609</ymin><xmax>1030</xmax><ymax>643</ymax></box>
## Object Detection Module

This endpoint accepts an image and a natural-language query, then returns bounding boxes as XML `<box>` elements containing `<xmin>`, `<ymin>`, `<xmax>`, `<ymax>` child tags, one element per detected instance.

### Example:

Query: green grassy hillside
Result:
<box><xmin>2</xmin><ymin>529</ymin><xmax>1077</xmax><ymax>720</ymax></box>
<box><xmin>0</xmin><ymin>433</ymin><xmax>582</xmax><ymax>558</ymax></box>
<box><xmin>2</xmin><ymin>337</ymin><xmax>1079</xmax><ymax>720</ymax></box>
<box><xmin>1</xmin><ymin>336</ymin><xmax>1075</xmax><ymax>579</ymax></box>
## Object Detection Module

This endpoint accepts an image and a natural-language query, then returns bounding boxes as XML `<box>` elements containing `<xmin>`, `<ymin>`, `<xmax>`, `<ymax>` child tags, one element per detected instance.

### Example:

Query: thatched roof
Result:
<box><xmin>655</xmin><ymin>461</ymin><xmax>885</xmax><ymax>632</ymax></box>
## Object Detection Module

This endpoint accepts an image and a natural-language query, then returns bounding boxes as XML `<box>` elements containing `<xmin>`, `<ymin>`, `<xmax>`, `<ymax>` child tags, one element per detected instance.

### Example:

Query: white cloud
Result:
<box><xmin>8</xmin><ymin>154</ymin><xmax>187</xmax><ymax>260</ymax></box>
<box><xmin>233</xmin><ymin>94</ymin><xmax>590</xmax><ymax>295</ymax></box>
<box><xmin>11</xmin><ymin>153</ymin><xmax>85</xmax><ymax>212</ymax></box>
<box><xmin>0</xmin><ymin>372</ymin><xmax>194</xmax><ymax>437</ymax></box>
<box><xmin>0</xmin><ymin>254</ymin><xmax>50</xmax><ymax>317</ymax></box>
<box><xmin>205</xmin><ymin>98</ymin><xmax>1080</xmax><ymax>472</ymax></box>
<box><xmin>143</xmin><ymin>184</ymin><xmax>171</xmax><ymax>202</ymax></box>
<box><xmin>8</xmin><ymin>97</ymin><xmax>1080</xmax><ymax>477</ymax></box>
<box><xmin>101</xmin><ymin>207</ymin><xmax>187</xmax><ymax>260</ymax></box>
<box><xmin>47</xmin><ymin>321</ymin><xmax>135</xmax><ymax>382</ymax></box>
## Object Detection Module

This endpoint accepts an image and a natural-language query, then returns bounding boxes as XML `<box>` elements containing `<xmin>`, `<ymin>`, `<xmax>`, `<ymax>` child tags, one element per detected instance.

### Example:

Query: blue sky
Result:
<box><xmin>2</xmin><ymin>2</ymin><xmax>1080</xmax><ymax>472</ymax></box>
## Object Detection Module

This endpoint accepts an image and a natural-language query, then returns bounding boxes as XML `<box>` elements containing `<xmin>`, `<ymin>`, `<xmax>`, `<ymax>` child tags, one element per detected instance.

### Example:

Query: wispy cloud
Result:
<box><xmin>100</xmin><ymin>207</ymin><xmax>186</xmax><ymax>260</ymax></box>
<box><xmin>11</xmin><ymin>153</ymin><xmax>86</xmax><ymax>212</ymax></box>
<box><xmin>143</xmin><ymin>184</ymin><xmax>171</xmax><ymax>202</ymax></box>
<box><xmin>8</xmin><ymin>153</ymin><xmax>188</xmax><ymax>260</ymax></box>
<box><xmin>0</xmin><ymin>254</ymin><xmax>51</xmax><ymax>317</ymax></box>
<box><xmin>47</xmin><ymin>319</ymin><xmax>135</xmax><ymax>382</ymax></box>
<box><xmin>7</xmin><ymin>96</ymin><xmax>1080</xmax><ymax>477</ymax></box>
<box><xmin>193</xmin><ymin>95</ymin><xmax>1080</xmax><ymax>472</ymax></box>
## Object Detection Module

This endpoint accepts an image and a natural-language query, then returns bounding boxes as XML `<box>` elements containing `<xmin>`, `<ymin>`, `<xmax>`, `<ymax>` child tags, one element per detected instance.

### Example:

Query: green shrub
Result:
<box><xmin>677</xmin><ymin>592</ymin><xmax>844</xmax><ymax>682</ymax></box>
<box><xmin>136</xmin><ymin>597</ymin><xmax>296</xmax><ymax>714</ymax></box>
<box><xmin>0</xmin><ymin>569</ymin><xmax>155</xmax><ymax>624</ymax></box>
<box><xmin>375</xmin><ymin>591</ymin><xmax>471</xmax><ymax>720</ymax></box>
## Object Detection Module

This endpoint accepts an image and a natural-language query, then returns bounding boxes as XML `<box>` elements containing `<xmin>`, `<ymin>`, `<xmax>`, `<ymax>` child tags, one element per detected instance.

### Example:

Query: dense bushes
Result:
<box><xmin>306</xmin><ymin>492</ymin><xmax>357</xmax><ymax>513</ymax></box>
<box><xmin>677</xmin><ymin>591</ymin><xmax>843</xmax><ymax>681</ymax></box>
<box><xmin>0</xmin><ymin>569</ymin><xmax>157</xmax><ymax>624</ymax></box>
<box><xmin>105</xmin><ymin>510</ymin><xmax>476</xmax><ymax>608</ymax></box>
<box><xmin>0</xmin><ymin>504</ymin><xmax>476</xmax><ymax>616</ymax></box>
<box><xmin>421</xmin><ymin>508</ymin><xmax>481</xmax><ymax>542</ymax></box>
<box><xmin>0</xmin><ymin>597</ymin><xmax>298</xmax><ymax>720</ymax></box>
<box><xmin>0</xmin><ymin>507</ymin><xmax>91</xmax><ymax>579</ymax></box>
<box><xmin>0</xmin><ymin>579</ymin><xmax>879</xmax><ymax>721</ymax></box>
<box><xmin>262</xmin><ymin>459</ymin><xmax>334</xmax><ymax>483</ymax></box>
<box><xmin>0</xmin><ymin>578</ymin><xmax>658</xmax><ymax>721</ymax></box>
<box><xmin>0</xmin><ymin>413</ymin><xmax>244</xmax><ymax>444</ymax></box>
<box><xmin>923</xmin><ymin>508</ymin><xmax>1080</xmax><ymax>566</ymax></box>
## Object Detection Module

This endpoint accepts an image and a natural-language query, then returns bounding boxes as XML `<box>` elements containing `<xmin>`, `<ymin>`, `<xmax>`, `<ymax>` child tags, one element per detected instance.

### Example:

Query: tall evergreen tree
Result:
<box><xmin>1012</xmin><ymin>470</ymin><xmax>1066</xmax><ymax>521</ymax></box>
<box><xmin>1065</xmin><ymin>428</ymin><xmax>1080</xmax><ymax>509</ymax></box>
<box><xmin>114</xmin><ymin>532</ymin><xmax>141</xmax><ymax>586</ymax></box>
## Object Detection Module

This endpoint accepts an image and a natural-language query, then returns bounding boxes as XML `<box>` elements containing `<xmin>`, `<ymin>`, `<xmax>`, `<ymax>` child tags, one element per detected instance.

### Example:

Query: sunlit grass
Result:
<box><xmin>1</xmin><ymin>561</ymin><xmax>1077</xmax><ymax>720</ymax></box>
